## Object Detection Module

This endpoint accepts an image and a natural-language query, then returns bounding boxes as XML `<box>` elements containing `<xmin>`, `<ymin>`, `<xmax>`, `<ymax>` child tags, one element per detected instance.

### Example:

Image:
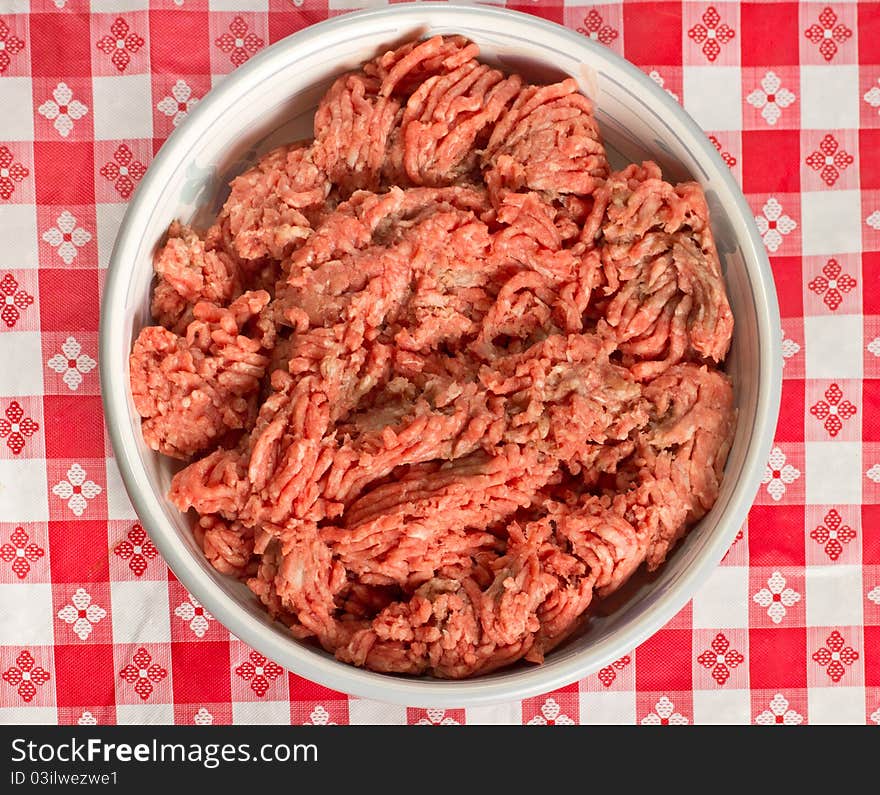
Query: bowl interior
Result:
<box><xmin>104</xmin><ymin>5</ymin><xmax>779</xmax><ymax>707</ymax></box>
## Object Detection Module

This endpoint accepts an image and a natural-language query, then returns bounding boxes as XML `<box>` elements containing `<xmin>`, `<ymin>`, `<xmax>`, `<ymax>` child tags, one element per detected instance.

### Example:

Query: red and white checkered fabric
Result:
<box><xmin>1</xmin><ymin>0</ymin><xmax>878</xmax><ymax>726</ymax></box>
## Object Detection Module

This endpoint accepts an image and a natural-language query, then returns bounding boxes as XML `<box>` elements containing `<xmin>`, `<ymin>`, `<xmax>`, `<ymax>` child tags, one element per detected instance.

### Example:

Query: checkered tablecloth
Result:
<box><xmin>0</xmin><ymin>0</ymin><xmax>878</xmax><ymax>726</ymax></box>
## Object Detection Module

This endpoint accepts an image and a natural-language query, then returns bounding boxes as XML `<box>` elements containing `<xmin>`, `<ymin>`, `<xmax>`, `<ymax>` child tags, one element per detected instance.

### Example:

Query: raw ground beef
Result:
<box><xmin>130</xmin><ymin>35</ymin><xmax>736</xmax><ymax>678</ymax></box>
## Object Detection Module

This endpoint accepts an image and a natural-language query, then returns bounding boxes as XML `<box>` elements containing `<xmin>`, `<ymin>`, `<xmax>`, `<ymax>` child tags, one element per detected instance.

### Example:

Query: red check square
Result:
<box><xmin>268</xmin><ymin>0</ymin><xmax>330</xmax><ymax>44</ymax></box>
<box><xmin>288</xmin><ymin>672</ymin><xmax>347</xmax><ymax>702</ymax></box>
<box><xmin>862</xmin><ymin>509</ymin><xmax>880</xmax><ymax>564</ymax></box>
<box><xmin>29</xmin><ymin>13</ymin><xmax>93</xmax><ymax>79</ymax></box>
<box><xmin>772</xmin><ymin>255</ymin><xmax>805</xmax><ymax>319</ymax></box>
<box><xmin>43</xmin><ymin>395</ymin><xmax>105</xmax><ymax>460</ymax></box>
<box><xmin>170</xmin><ymin>641</ymin><xmax>231</xmax><ymax>704</ymax></box>
<box><xmin>623</xmin><ymin>2</ymin><xmax>682</xmax><ymax>66</ymax></box>
<box><xmin>48</xmin><ymin>519</ymin><xmax>110</xmax><ymax>583</ymax></box>
<box><xmin>742</xmin><ymin>129</ymin><xmax>801</xmax><ymax>194</ymax></box>
<box><xmin>776</xmin><ymin>379</ymin><xmax>806</xmax><ymax>443</ymax></box>
<box><xmin>149</xmin><ymin>11</ymin><xmax>211</xmax><ymax>76</ymax></box>
<box><xmin>505</xmin><ymin>3</ymin><xmax>565</xmax><ymax>27</ymax></box>
<box><xmin>749</xmin><ymin>627</ymin><xmax>807</xmax><ymax>689</ymax></box>
<box><xmin>859</xmin><ymin>130</ymin><xmax>880</xmax><ymax>191</ymax></box>
<box><xmin>863</xmin><ymin>379</ymin><xmax>880</xmax><ymax>443</ymax></box>
<box><xmin>635</xmin><ymin>628</ymin><xmax>693</xmax><ymax>692</ymax></box>
<box><xmin>33</xmin><ymin>141</ymin><xmax>94</xmax><ymax>206</ymax></box>
<box><xmin>39</xmin><ymin>268</ymin><xmax>100</xmax><ymax>333</ymax></box>
<box><xmin>749</xmin><ymin>505</ymin><xmax>806</xmax><ymax>566</ymax></box>
<box><xmin>741</xmin><ymin>3</ymin><xmax>801</xmax><ymax>67</ymax></box>
<box><xmin>53</xmin><ymin>643</ymin><xmax>116</xmax><ymax>710</ymax></box>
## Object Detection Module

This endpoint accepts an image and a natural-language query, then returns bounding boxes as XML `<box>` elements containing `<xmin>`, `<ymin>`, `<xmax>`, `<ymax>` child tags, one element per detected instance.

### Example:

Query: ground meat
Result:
<box><xmin>312</xmin><ymin>73</ymin><xmax>401</xmax><ymax>194</ymax></box>
<box><xmin>583</xmin><ymin>162</ymin><xmax>734</xmax><ymax>376</ymax></box>
<box><xmin>393</xmin><ymin>60</ymin><xmax>522</xmax><ymax>186</ymax></box>
<box><xmin>621</xmin><ymin>363</ymin><xmax>737</xmax><ymax>569</ymax></box>
<box><xmin>151</xmin><ymin>222</ymin><xmax>242</xmax><ymax>333</ymax></box>
<box><xmin>130</xmin><ymin>291</ymin><xmax>271</xmax><ymax>459</ymax></box>
<box><xmin>215</xmin><ymin>142</ymin><xmax>329</xmax><ymax>261</ymax></box>
<box><xmin>131</xmin><ymin>35</ymin><xmax>736</xmax><ymax>679</ymax></box>
<box><xmin>483</xmin><ymin>78</ymin><xmax>609</xmax><ymax>203</ymax></box>
<box><xmin>194</xmin><ymin>514</ymin><xmax>255</xmax><ymax>577</ymax></box>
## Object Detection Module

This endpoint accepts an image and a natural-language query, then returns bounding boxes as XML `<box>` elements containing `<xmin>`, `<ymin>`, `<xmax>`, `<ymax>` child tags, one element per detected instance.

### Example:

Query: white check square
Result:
<box><xmin>800</xmin><ymin>65</ymin><xmax>859</xmax><ymax>130</ymax></box>
<box><xmin>0</xmin><ymin>583</ymin><xmax>54</xmax><ymax>645</ymax></box>
<box><xmin>0</xmin><ymin>206</ymin><xmax>38</xmax><ymax>270</ymax></box>
<box><xmin>0</xmin><ymin>78</ymin><xmax>34</xmax><ymax>141</ymax></box>
<box><xmin>464</xmin><ymin>703</ymin><xmax>521</xmax><ymax>725</ymax></box>
<box><xmin>105</xmin><ymin>457</ymin><xmax>137</xmax><ymax>520</ymax></box>
<box><xmin>804</xmin><ymin>315</ymin><xmax>863</xmax><ymax>379</ymax></box>
<box><xmin>805</xmin><ymin>442</ymin><xmax>862</xmax><ymax>505</ymax></box>
<box><xmin>0</xmin><ymin>707</ymin><xmax>57</xmax><ymax>725</ymax></box>
<box><xmin>692</xmin><ymin>689</ymin><xmax>750</xmax><ymax>725</ymax></box>
<box><xmin>808</xmin><ymin>687</ymin><xmax>865</xmax><ymax>725</ymax></box>
<box><xmin>683</xmin><ymin>67</ymin><xmax>741</xmax><ymax>131</ymax></box>
<box><xmin>115</xmin><ymin>703</ymin><xmax>174</xmax><ymax>725</ymax></box>
<box><xmin>0</xmin><ymin>332</ymin><xmax>43</xmax><ymax>397</ymax></box>
<box><xmin>805</xmin><ymin>565</ymin><xmax>864</xmax><ymax>627</ymax></box>
<box><xmin>692</xmin><ymin>565</ymin><xmax>749</xmax><ymax>629</ymax></box>
<box><xmin>801</xmin><ymin>190</ymin><xmax>862</xmax><ymax>256</ymax></box>
<box><xmin>95</xmin><ymin>203</ymin><xmax>128</xmax><ymax>270</ymax></box>
<box><xmin>346</xmin><ymin>699</ymin><xmax>407</xmax><ymax>725</ymax></box>
<box><xmin>232</xmin><ymin>700</ymin><xmax>290</xmax><ymax>725</ymax></box>
<box><xmin>579</xmin><ymin>691</ymin><xmax>636</xmax><ymax>725</ymax></box>
<box><xmin>91</xmin><ymin>75</ymin><xmax>153</xmax><ymax>141</ymax></box>
<box><xmin>110</xmin><ymin>580</ymin><xmax>171</xmax><ymax>644</ymax></box>
<box><xmin>0</xmin><ymin>458</ymin><xmax>49</xmax><ymax>522</ymax></box>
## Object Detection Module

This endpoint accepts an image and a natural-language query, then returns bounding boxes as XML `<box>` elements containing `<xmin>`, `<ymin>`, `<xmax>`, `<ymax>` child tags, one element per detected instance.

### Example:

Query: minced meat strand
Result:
<box><xmin>130</xmin><ymin>35</ymin><xmax>736</xmax><ymax>678</ymax></box>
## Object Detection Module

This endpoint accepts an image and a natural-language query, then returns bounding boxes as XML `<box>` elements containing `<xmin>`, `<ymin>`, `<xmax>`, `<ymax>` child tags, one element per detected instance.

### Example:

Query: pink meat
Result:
<box><xmin>364</xmin><ymin>36</ymin><xmax>481</xmax><ymax>99</ymax></box>
<box><xmin>621</xmin><ymin>363</ymin><xmax>736</xmax><ymax>568</ymax></box>
<box><xmin>587</xmin><ymin>162</ymin><xmax>734</xmax><ymax>376</ymax></box>
<box><xmin>151</xmin><ymin>222</ymin><xmax>242</xmax><ymax>333</ymax></box>
<box><xmin>311</xmin><ymin>73</ymin><xmax>401</xmax><ymax>194</ymax></box>
<box><xmin>194</xmin><ymin>514</ymin><xmax>255</xmax><ymax>577</ymax></box>
<box><xmin>322</xmin><ymin>446</ymin><xmax>556</xmax><ymax>588</ymax></box>
<box><xmin>395</xmin><ymin>61</ymin><xmax>521</xmax><ymax>186</ymax></box>
<box><xmin>130</xmin><ymin>291</ymin><xmax>271</xmax><ymax>459</ymax></box>
<box><xmin>483</xmin><ymin>79</ymin><xmax>609</xmax><ymax>202</ymax></box>
<box><xmin>216</xmin><ymin>142</ymin><xmax>328</xmax><ymax>261</ymax></box>
<box><xmin>136</xmin><ymin>35</ymin><xmax>737</xmax><ymax>679</ymax></box>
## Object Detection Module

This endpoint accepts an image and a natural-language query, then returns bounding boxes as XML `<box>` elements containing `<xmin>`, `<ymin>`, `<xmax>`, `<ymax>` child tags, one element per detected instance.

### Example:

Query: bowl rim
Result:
<box><xmin>100</xmin><ymin>2</ymin><xmax>782</xmax><ymax>708</ymax></box>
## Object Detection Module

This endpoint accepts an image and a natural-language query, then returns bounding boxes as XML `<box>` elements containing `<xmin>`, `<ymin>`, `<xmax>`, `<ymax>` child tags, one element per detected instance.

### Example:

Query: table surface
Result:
<box><xmin>0</xmin><ymin>0</ymin><xmax>877</xmax><ymax>726</ymax></box>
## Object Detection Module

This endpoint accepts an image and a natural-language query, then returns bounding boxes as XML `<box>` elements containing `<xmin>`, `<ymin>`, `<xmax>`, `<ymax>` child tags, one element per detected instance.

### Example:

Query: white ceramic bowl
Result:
<box><xmin>101</xmin><ymin>3</ymin><xmax>781</xmax><ymax>707</ymax></box>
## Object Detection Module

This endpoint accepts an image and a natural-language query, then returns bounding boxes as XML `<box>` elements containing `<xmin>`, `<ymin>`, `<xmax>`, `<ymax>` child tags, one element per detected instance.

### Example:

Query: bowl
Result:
<box><xmin>100</xmin><ymin>3</ymin><xmax>781</xmax><ymax>708</ymax></box>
